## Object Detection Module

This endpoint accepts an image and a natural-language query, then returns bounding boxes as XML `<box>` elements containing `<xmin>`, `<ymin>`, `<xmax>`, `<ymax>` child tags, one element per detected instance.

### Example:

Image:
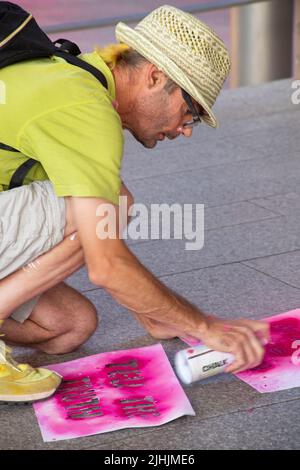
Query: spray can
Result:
<box><xmin>174</xmin><ymin>344</ymin><xmax>235</xmax><ymax>384</ymax></box>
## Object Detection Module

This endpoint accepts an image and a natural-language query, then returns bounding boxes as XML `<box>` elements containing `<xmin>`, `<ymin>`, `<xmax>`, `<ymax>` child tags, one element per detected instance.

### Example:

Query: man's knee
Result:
<box><xmin>38</xmin><ymin>295</ymin><xmax>99</xmax><ymax>354</ymax></box>
<box><xmin>71</xmin><ymin>299</ymin><xmax>99</xmax><ymax>344</ymax></box>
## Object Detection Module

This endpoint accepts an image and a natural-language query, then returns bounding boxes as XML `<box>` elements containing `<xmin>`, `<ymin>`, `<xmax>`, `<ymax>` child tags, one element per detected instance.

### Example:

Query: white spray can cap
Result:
<box><xmin>175</xmin><ymin>344</ymin><xmax>235</xmax><ymax>384</ymax></box>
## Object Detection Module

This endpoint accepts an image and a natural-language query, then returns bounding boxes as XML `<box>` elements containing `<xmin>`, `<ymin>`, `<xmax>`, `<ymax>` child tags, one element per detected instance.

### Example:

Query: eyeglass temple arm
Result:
<box><xmin>181</xmin><ymin>89</ymin><xmax>201</xmax><ymax>120</ymax></box>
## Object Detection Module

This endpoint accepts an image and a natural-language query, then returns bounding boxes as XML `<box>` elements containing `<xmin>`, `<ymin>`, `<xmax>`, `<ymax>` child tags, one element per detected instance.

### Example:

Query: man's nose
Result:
<box><xmin>177</xmin><ymin>126</ymin><xmax>193</xmax><ymax>138</ymax></box>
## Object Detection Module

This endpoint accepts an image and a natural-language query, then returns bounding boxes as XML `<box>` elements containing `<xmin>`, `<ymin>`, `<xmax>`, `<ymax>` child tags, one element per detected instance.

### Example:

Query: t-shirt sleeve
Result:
<box><xmin>17</xmin><ymin>98</ymin><xmax>124</xmax><ymax>205</ymax></box>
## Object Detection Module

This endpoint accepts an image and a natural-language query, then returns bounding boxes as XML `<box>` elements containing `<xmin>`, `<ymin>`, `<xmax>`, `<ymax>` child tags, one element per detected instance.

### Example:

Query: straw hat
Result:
<box><xmin>115</xmin><ymin>5</ymin><xmax>231</xmax><ymax>128</ymax></box>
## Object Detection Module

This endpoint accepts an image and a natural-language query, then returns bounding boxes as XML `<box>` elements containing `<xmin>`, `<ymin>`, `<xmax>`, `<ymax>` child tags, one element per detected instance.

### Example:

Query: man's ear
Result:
<box><xmin>146</xmin><ymin>63</ymin><xmax>166</xmax><ymax>90</ymax></box>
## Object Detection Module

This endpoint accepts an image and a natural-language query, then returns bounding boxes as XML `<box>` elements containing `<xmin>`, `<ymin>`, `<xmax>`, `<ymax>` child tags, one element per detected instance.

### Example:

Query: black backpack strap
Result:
<box><xmin>0</xmin><ymin>142</ymin><xmax>19</xmax><ymax>152</ymax></box>
<box><xmin>54</xmin><ymin>49</ymin><xmax>108</xmax><ymax>89</ymax></box>
<box><xmin>8</xmin><ymin>157</ymin><xmax>36</xmax><ymax>190</ymax></box>
<box><xmin>53</xmin><ymin>39</ymin><xmax>81</xmax><ymax>56</ymax></box>
<box><xmin>0</xmin><ymin>142</ymin><xmax>38</xmax><ymax>189</ymax></box>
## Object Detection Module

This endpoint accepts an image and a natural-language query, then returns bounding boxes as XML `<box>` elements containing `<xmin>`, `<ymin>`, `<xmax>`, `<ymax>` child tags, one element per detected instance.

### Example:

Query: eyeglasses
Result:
<box><xmin>181</xmin><ymin>89</ymin><xmax>202</xmax><ymax>129</ymax></box>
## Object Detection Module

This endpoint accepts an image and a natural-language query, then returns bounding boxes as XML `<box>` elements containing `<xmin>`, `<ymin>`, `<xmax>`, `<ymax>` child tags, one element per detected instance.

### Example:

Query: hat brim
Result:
<box><xmin>115</xmin><ymin>21</ymin><xmax>218</xmax><ymax>128</ymax></box>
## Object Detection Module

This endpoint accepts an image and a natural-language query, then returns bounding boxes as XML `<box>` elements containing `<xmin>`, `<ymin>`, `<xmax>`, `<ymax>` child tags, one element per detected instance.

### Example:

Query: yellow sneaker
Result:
<box><xmin>0</xmin><ymin>340</ymin><xmax>62</xmax><ymax>403</ymax></box>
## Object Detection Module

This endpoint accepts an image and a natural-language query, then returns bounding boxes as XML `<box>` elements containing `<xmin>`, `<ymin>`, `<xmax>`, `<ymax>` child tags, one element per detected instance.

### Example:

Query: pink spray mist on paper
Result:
<box><xmin>33</xmin><ymin>344</ymin><xmax>195</xmax><ymax>442</ymax></box>
<box><xmin>236</xmin><ymin>309</ymin><xmax>300</xmax><ymax>392</ymax></box>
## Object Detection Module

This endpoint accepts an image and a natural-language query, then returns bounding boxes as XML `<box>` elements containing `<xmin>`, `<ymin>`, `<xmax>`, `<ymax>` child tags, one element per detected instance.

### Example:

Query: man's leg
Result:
<box><xmin>1</xmin><ymin>282</ymin><xmax>98</xmax><ymax>354</ymax></box>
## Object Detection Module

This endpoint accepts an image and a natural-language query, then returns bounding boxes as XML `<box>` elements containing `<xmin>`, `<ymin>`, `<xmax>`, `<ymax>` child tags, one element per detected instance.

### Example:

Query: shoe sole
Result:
<box><xmin>0</xmin><ymin>389</ymin><xmax>58</xmax><ymax>404</ymax></box>
<box><xmin>0</xmin><ymin>401</ymin><xmax>31</xmax><ymax>406</ymax></box>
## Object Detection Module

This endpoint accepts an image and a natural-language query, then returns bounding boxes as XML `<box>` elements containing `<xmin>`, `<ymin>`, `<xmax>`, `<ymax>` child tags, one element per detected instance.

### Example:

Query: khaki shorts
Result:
<box><xmin>0</xmin><ymin>181</ymin><xmax>66</xmax><ymax>323</ymax></box>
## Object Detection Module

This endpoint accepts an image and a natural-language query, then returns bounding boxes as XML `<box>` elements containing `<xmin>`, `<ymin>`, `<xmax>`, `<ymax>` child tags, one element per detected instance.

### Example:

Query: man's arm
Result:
<box><xmin>70</xmin><ymin>196</ymin><xmax>270</xmax><ymax>373</ymax></box>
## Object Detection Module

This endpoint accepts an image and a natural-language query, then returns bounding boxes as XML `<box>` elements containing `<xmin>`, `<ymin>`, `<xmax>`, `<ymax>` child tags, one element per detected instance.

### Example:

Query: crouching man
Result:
<box><xmin>0</xmin><ymin>6</ymin><xmax>269</xmax><ymax>403</ymax></box>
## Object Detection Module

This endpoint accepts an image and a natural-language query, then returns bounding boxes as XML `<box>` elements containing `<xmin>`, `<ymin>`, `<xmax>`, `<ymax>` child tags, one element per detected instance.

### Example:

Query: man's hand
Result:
<box><xmin>199</xmin><ymin>316</ymin><xmax>270</xmax><ymax>374</ymax></box>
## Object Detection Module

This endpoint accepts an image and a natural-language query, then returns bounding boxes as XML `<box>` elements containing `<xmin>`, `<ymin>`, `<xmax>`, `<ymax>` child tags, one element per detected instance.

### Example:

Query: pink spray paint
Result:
<box><xmin>236</xmin><ymin>310</ymin><xmax>300</xmax><ymax>392</ymax></box>
<box><xmin>180</xmin><ymin>309</ymin><xmax>300</xmax><ymax>393</ymax></box>
<box><xmin>33</xmin><ymin>344</ymin><xmax>195</xmax><ymax>442</ymax></box>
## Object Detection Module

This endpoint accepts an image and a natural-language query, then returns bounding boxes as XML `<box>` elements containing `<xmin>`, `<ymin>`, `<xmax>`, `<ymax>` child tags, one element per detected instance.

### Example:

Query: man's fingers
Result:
<box><xmin>200</xmin><ymin>317</ymin><xmax>269</xmax><ymax>375</ymax></box>
<box><xmin>224</xmin><ymin>332</ymin><xmax>248</xmax><ymax>372</ymax></box>
<box><xmin>227</xmin><ymin>364</ymin><xmax>249</xmax><ymax>374</ymax></box>
<box><xmin>225</xmin><ymin>326</ymin><xmax>265</xmax><ymax>373</ymax></box>
<box><xmin>240</xmin><ymin>325</ymin><xmax>265</xmax><ymax>368</ymax></box>
<box><xmin>254</xmin><ymin>321</ymin><xmax>271</xmax><ymax>345</ymax></box>
<box><xmin>226</xmin><ymin>351</ymin><xmax>247</xmax><ymax>373</ymax></box>
<box><xmin>226</xmin><ymin>363</ymin><xmax>244</xmax><ymax>374</ymax></box>
<box><xmin>239</xmin><ymin>319</ymin><xmax>271</xmax><ymax>345</ymax></box>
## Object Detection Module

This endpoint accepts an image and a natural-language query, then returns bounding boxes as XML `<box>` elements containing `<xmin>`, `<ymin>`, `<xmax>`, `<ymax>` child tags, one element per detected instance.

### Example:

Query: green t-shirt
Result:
<box><xmin>0</xmin><ymin>51</ymin><xmax>123</xmax><ymax>205</ymax></box>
